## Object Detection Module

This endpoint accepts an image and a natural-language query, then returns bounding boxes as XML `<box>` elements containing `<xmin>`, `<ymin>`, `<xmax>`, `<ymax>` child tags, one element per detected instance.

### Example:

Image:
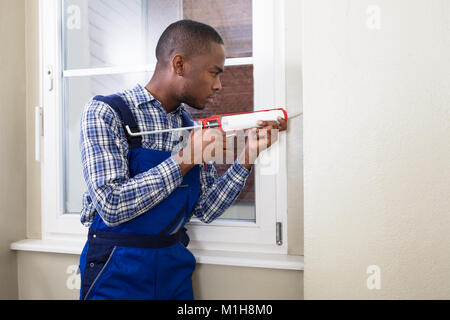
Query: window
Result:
<box><xmin>40</xmin><ymin>0</ymin><xmax>287</xmax><ymax>254</ymax></box>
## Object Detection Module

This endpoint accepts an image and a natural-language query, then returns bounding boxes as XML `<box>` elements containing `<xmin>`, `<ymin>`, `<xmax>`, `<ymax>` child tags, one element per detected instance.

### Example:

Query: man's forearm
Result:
<box><xmin>86</xmin><ymin>156</ymin><xmax>183</xmax><ymax>226</ymax></box>
<box><xmin>173</xmin><ymin>150</ymin><xmax>196</xmax><ymax>176</ymax></box>
<box><xmin>174</xmin><ymin>140</ymin><xmax>254</xmax><ymax>174</ymax></box>
<box><xmin>237</xmin><ymin>145</ymin><xmax>256</xmax><ymax>171</ymax></box>
<box><xmin>193</xmin><ymin>159</ymin><xmax>251</xmax><ymax>223</ymax></box>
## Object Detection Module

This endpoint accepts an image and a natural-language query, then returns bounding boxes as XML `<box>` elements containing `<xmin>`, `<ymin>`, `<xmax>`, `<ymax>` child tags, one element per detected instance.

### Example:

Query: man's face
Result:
<box><xmin>180</xmin><ymin>42</ymin><xmax>225</xmax><ymax>109</ymax></box>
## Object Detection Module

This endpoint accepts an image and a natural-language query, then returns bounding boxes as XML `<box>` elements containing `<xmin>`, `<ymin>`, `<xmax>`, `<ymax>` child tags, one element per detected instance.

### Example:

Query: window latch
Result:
<box><xmin>46</xmin><ymin>66</ymin><xmax>53</xmax><ymax>92</ymax></box>
<box><xmin>276</xmin><ymin>222</ymin><xmax>282</xmax><ymax>246</ymax></box>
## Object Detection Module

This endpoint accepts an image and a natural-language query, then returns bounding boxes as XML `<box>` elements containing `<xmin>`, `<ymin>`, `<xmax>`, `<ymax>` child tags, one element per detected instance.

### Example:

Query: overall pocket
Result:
<box><xmin>81</xmin><ymin>243</ymin><xmax>117</xmax><ymax>300</ymax></box>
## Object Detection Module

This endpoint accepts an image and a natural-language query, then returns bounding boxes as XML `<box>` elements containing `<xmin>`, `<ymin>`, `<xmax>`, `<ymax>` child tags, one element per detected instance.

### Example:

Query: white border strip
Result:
<box><xmin>62</xmin><ymin>58</ymin><xmax>254</xmax><ymax>78</ymax></box>
<box><xmin>63</xmin><ymin>64</ymin><xmax>156</xmax><ymax>77</ymax></box>
<box><xmin>224</xmin><ymin>57</ymin><xmax>253</xmax><ymax>66</ymax></box>
<box><xmin>10</xmin><ymin>239</ymin><xmax>304</xmax><ymax>271</ymax></box>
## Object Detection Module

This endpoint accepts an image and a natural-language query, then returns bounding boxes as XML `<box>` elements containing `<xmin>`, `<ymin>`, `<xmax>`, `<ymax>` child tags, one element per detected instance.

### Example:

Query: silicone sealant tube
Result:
<box><xmin>220</xmin><ymin>109</ymin><xmax>286</xmax><ymax>132</ymax></box>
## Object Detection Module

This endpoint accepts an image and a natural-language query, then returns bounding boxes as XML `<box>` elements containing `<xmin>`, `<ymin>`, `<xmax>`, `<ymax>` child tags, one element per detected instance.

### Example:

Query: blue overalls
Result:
<box><xmin>79</xmin><ymin>94</ymin><xmax>200</xmax><ymax>300</ymax></box>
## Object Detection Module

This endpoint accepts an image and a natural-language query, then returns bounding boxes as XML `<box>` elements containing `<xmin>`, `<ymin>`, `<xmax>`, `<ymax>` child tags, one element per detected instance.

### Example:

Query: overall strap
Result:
<box><xmin>180</xmin><ymin>108</ymin><xmax>195</xmax><ymax>128</ymax></box>
<box><xmin>88</xmin><ymin>228</ymin><xmax>186</xmax><ymax>249</ymax></box>
<box><xmin>93</xmin><ymin>94</ymin><xmax>142</xmax><ymax>149</ymax></box>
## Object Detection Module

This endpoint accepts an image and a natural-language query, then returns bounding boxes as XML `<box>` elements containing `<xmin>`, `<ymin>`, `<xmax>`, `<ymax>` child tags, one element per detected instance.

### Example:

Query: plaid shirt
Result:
<box><xmin>80</xmin><ymin>84</ymin><xmax>251</xmax><ymax>227</ymax></box>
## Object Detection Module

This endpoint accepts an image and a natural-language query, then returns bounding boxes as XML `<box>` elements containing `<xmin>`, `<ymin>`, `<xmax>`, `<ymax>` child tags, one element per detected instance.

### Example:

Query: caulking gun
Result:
<box><xmin>125</xmin><ymin>108</ymin><xmax>302</xmax><ymax>137</ymax></box>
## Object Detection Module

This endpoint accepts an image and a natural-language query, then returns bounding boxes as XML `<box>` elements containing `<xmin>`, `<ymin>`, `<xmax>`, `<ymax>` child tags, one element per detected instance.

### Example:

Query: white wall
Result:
<box><xmin>286</xmin><ymin>0</ymin><xmax>304</xmax><ymax>256</ymax></box>
<box><xmin>303</xmin><ymin>0</ymin><xmax>450</xmax><ymax>299</ymax></box>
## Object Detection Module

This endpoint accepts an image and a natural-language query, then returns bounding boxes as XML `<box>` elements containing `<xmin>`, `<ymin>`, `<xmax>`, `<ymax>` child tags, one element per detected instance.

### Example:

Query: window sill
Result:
<box><xmin>10</xmin><ymin>238</ymin><xmax>304</xmax><ymax>271</ymax></box>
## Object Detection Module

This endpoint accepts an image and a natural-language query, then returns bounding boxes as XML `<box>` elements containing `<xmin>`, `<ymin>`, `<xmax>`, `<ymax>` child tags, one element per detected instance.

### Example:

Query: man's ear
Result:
<box><xmin>172</xmin><ymin>54</ymin><xmax>184</xmax><ymax>76</ymax></box>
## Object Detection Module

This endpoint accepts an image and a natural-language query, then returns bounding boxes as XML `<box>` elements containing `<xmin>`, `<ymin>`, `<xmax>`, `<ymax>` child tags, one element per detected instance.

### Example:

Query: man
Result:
<box><xmin>78</xmin><ymin>19</ymin><xmax>287</xmax><ymax>300</ymax></box>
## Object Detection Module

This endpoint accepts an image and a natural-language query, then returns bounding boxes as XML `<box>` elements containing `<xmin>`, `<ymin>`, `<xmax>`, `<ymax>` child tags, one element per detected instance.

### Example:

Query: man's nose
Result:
<box><xmin>213</xmin><ymin>76</ymin><xmax>222</xmax><ymax>91</ymax></box>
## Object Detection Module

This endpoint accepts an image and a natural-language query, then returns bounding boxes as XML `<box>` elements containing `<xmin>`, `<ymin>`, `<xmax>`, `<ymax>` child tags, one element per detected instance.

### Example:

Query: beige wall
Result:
<box><xmin>18</xmin><ymin>251</ymin><xmax>303</xmax><ymax>300</ymax></box>
<box><xmin>303</xmin><ymin>0</ymin><xmax>450</xmax><ymax>299</ymax></box>
<box><xmin>16</xmin><ymin>0</ymin><xmax>304</xmax><ymax>300</ymax></box>
<box><xmin>25</xmin><ymin>0</ymin><xmax>42</xmax><ymax>240</ymax></box>
<box><xmin>0</xmin><ymin>0</ymin><xmax>27</xmax><ymax>299</ymax></box>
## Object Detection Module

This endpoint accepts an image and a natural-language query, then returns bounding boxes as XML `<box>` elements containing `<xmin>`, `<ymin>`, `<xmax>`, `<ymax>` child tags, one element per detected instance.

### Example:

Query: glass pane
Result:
<box><xmin>63</xmin><ymin>0</ymin><xmax>181</xmax><ymax>69</ymax></box>
<box><xmin>62</xmin><ymin>0</ymin><xmax>252</xmax><ymax>70</ymax></box>
<box><xmin>61</xmin><ymin>0</ymin><xmax>254</xmax><ymax>221</ymax></box>
<box><xmin>63</xmin><ymin>73</ymin><xmax>150</xmax><ymax>213</ymax></box>
<box><xmin>183</xmin><ymin>0</ymin><xmax>252</xmax><ymax>58</ymax></box>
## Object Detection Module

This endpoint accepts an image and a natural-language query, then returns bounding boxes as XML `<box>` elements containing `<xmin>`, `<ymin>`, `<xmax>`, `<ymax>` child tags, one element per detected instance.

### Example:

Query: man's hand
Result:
<box><xmin>174</xmin><ymin>116</ymin><xmax>288</xmax><ymax>174</ymax></box>
<box><xmin>173</xmin><ymin>128</ymin><xmax>228</xmax><ymax>176</ymax></box>
<box><xmin>238</xmin><ymin>116</ymin><xmax>288</xmax><ymax>170</ymax></box>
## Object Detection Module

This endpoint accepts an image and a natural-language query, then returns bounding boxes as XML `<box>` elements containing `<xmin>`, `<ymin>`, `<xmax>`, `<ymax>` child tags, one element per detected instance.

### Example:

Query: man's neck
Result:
<box><xmin>145</xmin><ymin>77</ymin><xmax>180</xmax><ymax>113</ymax></box>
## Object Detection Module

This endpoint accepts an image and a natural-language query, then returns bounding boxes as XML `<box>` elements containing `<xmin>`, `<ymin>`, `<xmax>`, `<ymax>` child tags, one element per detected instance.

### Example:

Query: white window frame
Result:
<box><xmin>39</xmin><ymin>0</ymin><xmax>288</xmax><ymax>254</ymax></box>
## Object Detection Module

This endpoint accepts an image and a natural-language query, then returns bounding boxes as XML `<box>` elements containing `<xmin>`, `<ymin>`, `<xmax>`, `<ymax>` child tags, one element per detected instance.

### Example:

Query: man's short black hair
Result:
<box><xmin>155</xmin><ymin>19</ymin><xmax>224</xmax><ymax>65</ymax></box>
